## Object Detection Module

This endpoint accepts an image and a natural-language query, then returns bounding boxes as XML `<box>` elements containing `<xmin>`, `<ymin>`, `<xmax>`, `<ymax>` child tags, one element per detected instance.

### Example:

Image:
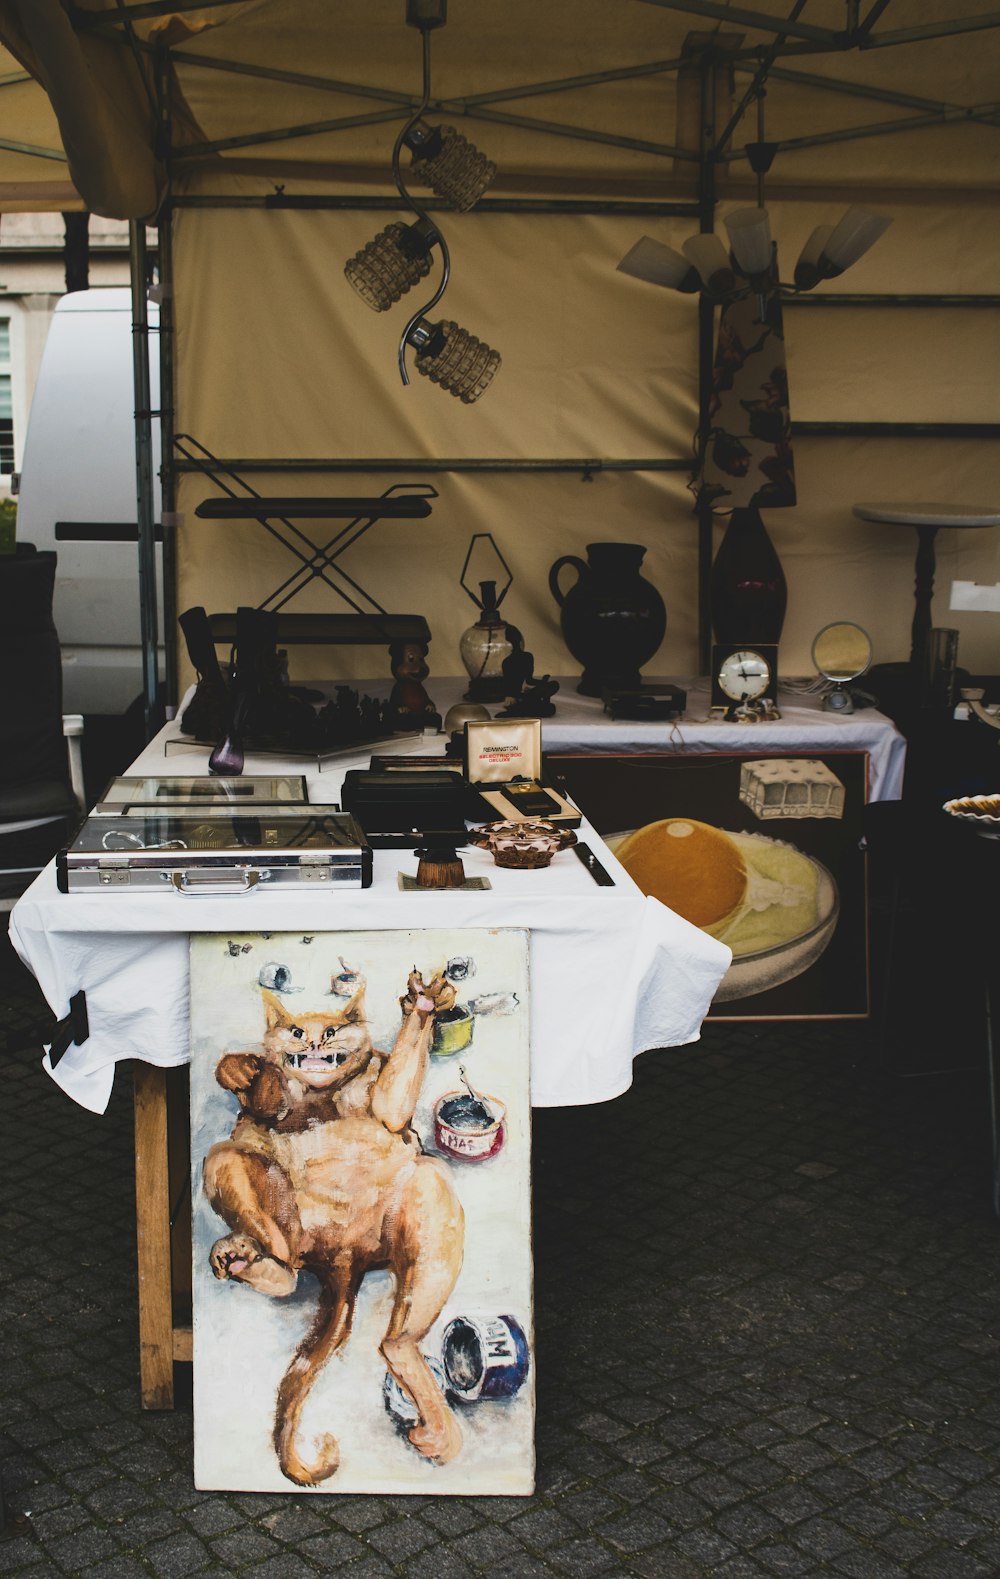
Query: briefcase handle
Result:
<box><xmin>171</xmin><ymin>870</ymin><xmax>261</xmax><ymax>895</ymax></box>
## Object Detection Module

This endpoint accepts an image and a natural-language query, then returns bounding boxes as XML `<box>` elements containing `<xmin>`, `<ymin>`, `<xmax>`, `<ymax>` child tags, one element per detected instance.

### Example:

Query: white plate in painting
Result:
<box><xmin>606</xmin><ymin>829</ymin><xmax>839</xmax><ymax>1000</ymax></box>
<box><xmin>943</xmin><ymin>794</ymin><xmax>1000</xmax><ymax>837</ymax></box>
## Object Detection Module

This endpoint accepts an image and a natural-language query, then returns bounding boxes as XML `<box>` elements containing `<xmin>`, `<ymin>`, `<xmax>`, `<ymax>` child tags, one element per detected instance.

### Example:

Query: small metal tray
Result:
<box><xmin>99</xmin><ymin>774</ymin><xmax>308</xmax><ymax>806</ymax></box>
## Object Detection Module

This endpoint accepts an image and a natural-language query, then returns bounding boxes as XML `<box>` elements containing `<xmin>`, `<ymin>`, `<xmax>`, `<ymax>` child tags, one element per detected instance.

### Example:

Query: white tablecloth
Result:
<box><xmin>538</xmin><ymin>680</ymin><xmax>905</xmax><ymax>802</ymax></box>
<box><xmin>202</xmin><ymin>676</ymin><xmax>903</xmax><ymax>799</ymax></box>
<box><xmin>10</xmin><ymin>713</ymin><xmax>731</xmax><ymax>1113</ymax></box>
<box><xmin>10</xmin><ymin>676</ymin><xmax>902</xmax><ymax>1115</ymax></box>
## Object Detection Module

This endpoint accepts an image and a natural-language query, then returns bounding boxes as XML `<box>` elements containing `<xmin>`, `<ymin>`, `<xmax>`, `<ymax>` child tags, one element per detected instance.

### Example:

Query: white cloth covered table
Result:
<box><xmin>10</xmin><ymin>715</ymin><xmax>735</xmax><ymax>1113</ymax></box>
<box><xmin>10</xmin><ymin>677</ymin><xmax>903</xmax><ymax>1114</ymax></box>
<box><xmin>230</xmin><ymin>676</ymin><xmax>903</xmax><ymax>799</ymax></box>
<box><xmin>12</xmin><ymin>841</ymin><xmax>730</xmax><ymax>1115</ymax></box>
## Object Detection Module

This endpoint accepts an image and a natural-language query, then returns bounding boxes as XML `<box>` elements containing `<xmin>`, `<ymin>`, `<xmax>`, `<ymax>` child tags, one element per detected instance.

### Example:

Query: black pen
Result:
<box><xmin>572</xmin><ymin>841</ymin><xmax>615</xmax><ymax>887</ymax></box>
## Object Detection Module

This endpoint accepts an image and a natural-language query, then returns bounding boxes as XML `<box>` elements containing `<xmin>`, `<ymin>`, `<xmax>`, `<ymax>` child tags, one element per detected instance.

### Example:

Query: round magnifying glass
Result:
<box><xmin>812</xmin><ymin>622</ymin><xmax>873</xmax><ymax>714</ymax></box>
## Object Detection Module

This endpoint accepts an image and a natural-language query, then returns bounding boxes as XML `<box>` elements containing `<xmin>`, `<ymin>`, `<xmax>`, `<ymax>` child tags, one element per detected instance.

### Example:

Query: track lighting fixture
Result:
<box><xmin>401</xmin><ymin>120</ymin><xmax>496</xmax><ymax>212</ymax></box>
<box><xmin>343</xmin><ymin>0</ymin><xmax>500</xmax><ymax>401</ymax></box>
<box><xmin>344</xmin><ymin>219</ymin><xmax>438</xmax><ymax>312</ymax></box>
<box><xmin>406</xmin><ymin>318</ymin><xmax>501</xmax><ymax>403</ymax></box>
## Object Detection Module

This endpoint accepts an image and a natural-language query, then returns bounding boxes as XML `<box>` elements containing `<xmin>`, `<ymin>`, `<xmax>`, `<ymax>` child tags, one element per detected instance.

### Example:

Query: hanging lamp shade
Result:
<box><xmin>407</xmin><ymin>318</ymin><xmax>501</xmax><ymax>403</ymax></box>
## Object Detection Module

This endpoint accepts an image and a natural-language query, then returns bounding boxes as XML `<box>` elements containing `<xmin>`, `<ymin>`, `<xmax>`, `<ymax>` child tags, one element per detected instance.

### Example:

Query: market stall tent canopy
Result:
<box><xmin>0</xmin><ymin>1</ymin><xmax>998</xmax><ymax>691</ymax></box>
<box><xmin>1</xmin><ymin>1</ymin><xmax>1000</xmax><ymax>211</ymax></box>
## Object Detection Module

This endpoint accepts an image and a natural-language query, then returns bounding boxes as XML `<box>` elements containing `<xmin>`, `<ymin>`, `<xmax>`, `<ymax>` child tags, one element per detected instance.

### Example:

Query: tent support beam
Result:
<box><xmin>713</xmin><ymin>0</ymin><xmax>812</xmax><ymax>156</ymax></box>
<box><xmin>860</xmin><ymin>13</ymin><xmax>1000</xmax><ymax>49</ymax></box>
<box><xmin>635</xmin><ymin>0</ymin><xmax>842</xmax><ymax>45</ymax></box>
<box><xmin>774</xmin><ymin>103</ymin><xmax>1000</xmax><ymax>153</ymax></box>
<box><xmin>174</xmin><ymin>106</ymin><xmax>700</xmax><ymax>163</ymax></box>
<box><xmin>174</xmin><ymin>108</ymin><xmax>405</xmax><ymax>161</ymax></box>
<box><xmin>743</xmin><ymin>61</ymin><xmax>980</xmax><ymax>117</ymax></box>
<box><xmin>129</xmin><ymin>220</ymin><xmax>161</xmax><ymax>740</ymax></box>
<box><xmin>163</xmin><ymin>50</ymin><xmax>414</xmax><ymax>108</ymax></box>
<box><xmin>171</xmin><ymin>457</ymin><xmax>692</xmax><ymax>474</ymax></box>
<box><xmin>855</xmin><ymin>0</ymin><xmax>894</xmax><ymax>39</ymax></box>
<box><xmin>72</xmin><ymin>0</ymin><xmax>250</xmax><ymax>25</ymax></box>
<box><xmin>696</xmin><ymin>52</ymin><xmax>716</xmax><ymax>677</ymax></box>
<box><xmin>786</xmin><ymin>293</ymin><xmax>1000</xmax><ymax>308</ymax></box>
<box><xmin>163</xmin><ymin>46</ymin><xmax>690</xmax><ymax>108</ymax></box>
<box><xmin>797</xmin><ymin>422</ymin><xmax>1000</xmax><ymax>437</ymax></box>
<box><xmin>170</xmin><ymin>194</ymin><xmax>703</xmax><ymax>215</ymax></box>
<box><xmin>156</xmin><ymin>48</ymin><xmax>178</xmax><ymax>713</ymax></box>
<box><xmin>0</xmin><ymin>137</ymin><xmax>67</xmax><ymax>162</ymax></box>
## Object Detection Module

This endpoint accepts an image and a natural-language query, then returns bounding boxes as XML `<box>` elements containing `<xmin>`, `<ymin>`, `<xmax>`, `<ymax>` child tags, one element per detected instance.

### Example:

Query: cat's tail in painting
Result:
<box><xmin>273</xmin><ymin>1267</ymin><xmax>360</xmax><ymax>1486</ymax></box>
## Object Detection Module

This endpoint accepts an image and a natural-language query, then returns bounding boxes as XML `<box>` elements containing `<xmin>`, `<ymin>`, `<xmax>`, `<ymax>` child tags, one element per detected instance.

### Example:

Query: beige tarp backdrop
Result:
<box><xmin>172</xmin><ymin>183</ymin><xmax>1000</xmax><ymax>683</ymax></box>
<box><xmin>0</xmin><ymin>0</ymin><xmax>999</xmax><ymax>686</ymax></box>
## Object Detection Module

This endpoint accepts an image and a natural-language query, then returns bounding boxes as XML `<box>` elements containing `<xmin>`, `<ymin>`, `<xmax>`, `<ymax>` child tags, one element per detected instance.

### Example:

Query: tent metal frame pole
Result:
<box><xmin>160</xmin><ymin>47</ymin><xmax>690</xmax><ymax>106</ymax></box>
<box><xmin>451</xmin><ymin>57</ymin><xmax>689</xmax><ymax>106</ymax></box>
<box><xmin>156</xmin><ymin>47</ymin><xmax>178</xmax><ymax>712</ymax></box>
<box><xmin>173</xmin><ymin>107</ymin><xmax>699</xmax><ymax>163</ymax></box>
<box><xmin>752</xmin><ymin>60</ymin><xmax>984</xmax><ymax>116</ymax></box>
<box><xmin>860</xmin><ymin>13</ymin><xmax>1000</xmax><ymax>49</ymax></box>
<box><xmin>776</xmin><ymin>105</ymin><xmax>1000</xmax><ymax>153</ymax></box>
<box><xmin>635</xmin><ymin>0</ymin><xmax>841</xmax><ymax>45</ymax></box>
<box><xmin>73</xmin><ymin>0</ymin><xmax>249</xmax><ymax>24</ymax></box>
<box><xmin>786</xmin><ymin>293</ymin><xmax>1000</xmax><ymax>308</ymax></box>
<box><xmin>171</xmin><ymin>457</ymin><xmax>693</xmax><ymax>475</ymax></box>
<box><xmin>796</xmin><ymin>422</ymin><xmax>1000</xmax><ymax>438</ymax></box>
<box><xmin>713</xmin><ymin>0</ymin><xmax>811</xmax><ymax>157</ymax></box>
<box><xmin>157</xmin><ymin>202</ymin><xmax>177</xmax><ymax>710</ymax></box>
<box><xmin>129</xmin><ymin>219</ymin><xmax>161</xmax><ymax>739</ymax></box>
<box><xmin>695</xmin><ymin>52</ymin><xmax>717</xmax><ymax>676</ymax></box>
<box><xmin>170</xmin><ymin>195</ymin><xmax>702</xmax><ymax>216</ymax></box>
<box><xmin>856</xmin><ymin>0</ymin><xmax>894</xmax><ymax>37</ymax></box>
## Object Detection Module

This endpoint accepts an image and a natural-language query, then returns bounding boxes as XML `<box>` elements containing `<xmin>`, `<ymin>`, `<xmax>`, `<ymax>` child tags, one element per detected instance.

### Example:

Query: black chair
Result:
<box><xmin>864</xmin><ymin>786</ymin><xmax>1000</xmax><ymax>1213</ymax></box>
<box><xmin>0</xmin><ymin>545</ymin><xmax>85</xmax><ymax>907</ymax></box>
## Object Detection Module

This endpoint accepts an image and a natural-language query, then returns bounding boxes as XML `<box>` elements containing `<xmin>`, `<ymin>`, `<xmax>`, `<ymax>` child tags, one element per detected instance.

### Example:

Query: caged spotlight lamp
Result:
<box><xmin>343</xmin><ymin>0</ymin><xmax>500</xmax><ymax>403</ymax></box>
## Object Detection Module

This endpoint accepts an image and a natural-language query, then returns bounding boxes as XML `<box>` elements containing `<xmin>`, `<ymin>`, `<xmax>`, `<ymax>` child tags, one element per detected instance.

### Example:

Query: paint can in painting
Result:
<box><xmin>441</xmin><ymin>1314</ymin><xmax>529</xmax><ymax>1402</ymax></box>
<box><xmin>430</xmin><ymin>1003</ymin><xmax>474</xmax><ymax>1057</ymax></box>
<box><xmin>434</xmin><ymin>1090</ymin><xmax>506</xmax><ymax>1162</ymax></box>
<box><xmin>383</xmin><ymin>1357</ymin><xmax>449</xmax><ymax>1428</ymax></box>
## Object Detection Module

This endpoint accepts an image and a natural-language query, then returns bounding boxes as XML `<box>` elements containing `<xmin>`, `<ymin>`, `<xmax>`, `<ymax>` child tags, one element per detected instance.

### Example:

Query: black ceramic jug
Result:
<box><xmin>548</xmin><ymin>542</ymin><xmax>666</xmax><ymax>696</ymax></box>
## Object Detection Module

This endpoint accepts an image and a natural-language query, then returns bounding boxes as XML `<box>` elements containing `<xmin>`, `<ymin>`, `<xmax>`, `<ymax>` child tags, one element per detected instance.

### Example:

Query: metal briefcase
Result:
<box><xmin>56</xmin><ymin>809</ymin><xmax>372</xmax><ymax>894</ymax></box>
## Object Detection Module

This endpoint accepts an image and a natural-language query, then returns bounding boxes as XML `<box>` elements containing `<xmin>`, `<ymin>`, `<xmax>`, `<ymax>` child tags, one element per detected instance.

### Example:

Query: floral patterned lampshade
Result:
<box><xmin>697</xmin><ymin>288</ymin><xmax>795</xmax><ymax>512</ymax></box>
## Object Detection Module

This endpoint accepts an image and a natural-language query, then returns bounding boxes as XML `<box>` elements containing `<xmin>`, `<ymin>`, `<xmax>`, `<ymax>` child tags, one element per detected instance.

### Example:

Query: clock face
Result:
<box><xmin>717</xmin><ymin>648</ymin><xmax>771</xmax><ymax>702</ymax></box>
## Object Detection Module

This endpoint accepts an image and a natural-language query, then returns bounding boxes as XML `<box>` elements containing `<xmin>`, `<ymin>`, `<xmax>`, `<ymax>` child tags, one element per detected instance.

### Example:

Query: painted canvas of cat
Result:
<box><xmin>202</xmin><ymin>963</ymin><xmax>465</xmax><ymax>1486</ymax></box>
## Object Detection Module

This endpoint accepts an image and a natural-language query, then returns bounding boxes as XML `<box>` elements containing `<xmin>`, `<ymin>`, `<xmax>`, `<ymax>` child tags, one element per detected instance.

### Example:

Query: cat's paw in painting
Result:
<box><xmin>216</xmin><ymin>1051</ymin><xmax>263</xmax><ymax>1094</ymax></box>
<box><xmin>210</xmin><ymin>1233</ymin><xmax>297</xmax><ymax>1296</ymax></box>
<box><xmin>400</xmin><ymin>968</ymin><xmax>457</xmax><ymax>1019</ymax></box>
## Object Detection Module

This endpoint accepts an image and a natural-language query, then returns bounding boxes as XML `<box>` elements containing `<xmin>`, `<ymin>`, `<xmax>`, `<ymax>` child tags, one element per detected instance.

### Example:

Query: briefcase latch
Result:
<box><xmin>98</xmin><ymin>862</ymin><xmax>130</xmax><ymax>886</ymax></box>
<box><xmin>299</xmin><ymin>860</ymin><xmax>332</xmax><ymax>883</ymax></box>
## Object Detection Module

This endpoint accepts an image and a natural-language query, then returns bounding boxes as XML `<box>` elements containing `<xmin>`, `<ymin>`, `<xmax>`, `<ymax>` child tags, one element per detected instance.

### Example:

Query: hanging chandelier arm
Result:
<box><xmin>712</xmin><ymin>0</ymin><xmax>809</xmax><ymax>158</ymax></box>
<box><xmin>397</xmin><ymin>233</ymin><xmax>451</xmax><ymax>385</ymax></box>
<box><xmin>394</xmin><ymin>23</ymin><xmax>451</xmax><ymax>385</ymax></box>
<box><xmin>392</xmin><ymin>25</ymin><xmax>433</xmax><ymax>211</ymax></box>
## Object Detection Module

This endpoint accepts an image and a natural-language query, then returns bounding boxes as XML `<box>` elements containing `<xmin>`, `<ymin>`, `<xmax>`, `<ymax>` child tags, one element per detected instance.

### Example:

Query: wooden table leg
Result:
<box><xmin>133</xmin><ymin>1063</ymin><xmax>174</xmax><ymax>1409</ymax></box>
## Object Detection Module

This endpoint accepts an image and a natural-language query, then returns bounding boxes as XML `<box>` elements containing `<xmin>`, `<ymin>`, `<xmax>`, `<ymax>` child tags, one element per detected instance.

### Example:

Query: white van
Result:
<box><xmin>15</xmin><ymin>288</ymin><xmax>164</xmax><ymax>715</ymax></box>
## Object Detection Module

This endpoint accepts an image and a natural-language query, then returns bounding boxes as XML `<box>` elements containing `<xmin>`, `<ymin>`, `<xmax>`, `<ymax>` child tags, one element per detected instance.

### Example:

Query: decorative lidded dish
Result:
<box><xmin>468</xmin><ymin>819</ymin><xmax>577</xmax><ymax>869</ymax></box>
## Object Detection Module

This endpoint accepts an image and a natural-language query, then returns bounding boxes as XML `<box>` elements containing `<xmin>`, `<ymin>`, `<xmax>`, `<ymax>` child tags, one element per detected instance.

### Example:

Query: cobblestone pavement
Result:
<box><xmin>3</xmin><ymin>936</ymin><xmax>1000</xmax><ymax>1579</ymax></box>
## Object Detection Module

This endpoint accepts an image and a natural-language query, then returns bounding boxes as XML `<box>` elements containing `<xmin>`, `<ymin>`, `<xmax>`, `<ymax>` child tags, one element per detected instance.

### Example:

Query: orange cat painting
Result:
<box><xmin>202</xmin><ymin>963</ymin><xmax>465</xmax><ymax>1486</ymax></box>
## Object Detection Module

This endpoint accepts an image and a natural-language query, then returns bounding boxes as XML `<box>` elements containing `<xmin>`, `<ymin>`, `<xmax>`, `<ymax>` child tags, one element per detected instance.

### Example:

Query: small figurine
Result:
<box><xmin>500</xmin><ymin>625</ymin><xmax>534</xmax><ymax>700</ymax></box>
<box><xmin>500</xmin><ymin>670</ymin><xmax>559</xmax><ymax>718</ymax></box>
<box><xmin>496</xmin><ymin>626</ymin><xmax>558</xmax><ymax>717</ymax></box>
<box><xmin>388</xmin><ymin>638</ymin><xmax>442</xmax><ymax>732</ymax></box>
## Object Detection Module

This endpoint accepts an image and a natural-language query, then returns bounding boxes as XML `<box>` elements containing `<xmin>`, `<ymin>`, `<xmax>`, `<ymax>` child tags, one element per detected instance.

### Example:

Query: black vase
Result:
<box><xmin>710</xmin><ymin>506</ymin><xmax>787</xmax><ymax>645</ymax></box>
<box><xmin>549</xmin><ymin>542</ymin><xmax>666</xmax><ymax>696</ymax></box>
